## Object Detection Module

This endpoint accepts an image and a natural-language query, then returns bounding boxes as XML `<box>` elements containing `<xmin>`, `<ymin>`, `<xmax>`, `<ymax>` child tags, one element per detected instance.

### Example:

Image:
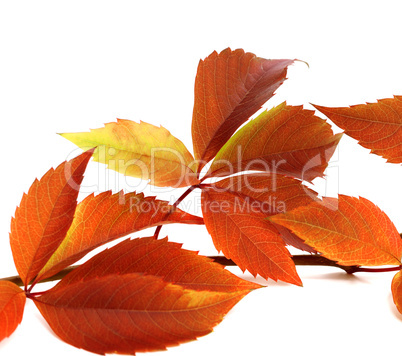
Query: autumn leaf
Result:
<box><xmin>53</xmin><ymin>236</ymin><xmax>259</xmax><ymax>293</ymax></box>
<box><xmin>37</xmin><ymin>191</ymin><xmax>204</xmax><ymax>282</ymax></box>
<box><xmin>0</xmin><ymin>281</ymin><xmax>26</xmax><ymax>342</ymax></box>
<box><xmin>209</xmin><ymin>173</ymin><xmax>319</xmax><ymax>252</ymax></box>
<box><xmin>9</xmin><ymin>149</ymin><xmax>94</xmax><ymax>286</ymax></box>
<box><xmin>34</xmin><ymin>275</ymin><xmax>250</xmax><ymax>355</ymax></box>
<box><xmin>192</xmin><ymin>48</ymin><xmax>294</xmax><ymax>172</ymax></box>
<box><xmin>313</xmin><ymin>97</ymin><xmax>402</xmax><ymax>163</ymax></box>
<box><xmin>205</xmin><ymin>103</ymin><xmax>342</xmax><ymax>182</ymax></box>
<box><xmin>33</xmin><ymin>237</ymin><xmax>258</xmax><ymax>355</ymax></box>
<box><xmin>60</xmin><ymin>119</ymin><xmax>199</xmax><ymax>187</ymax></box>
<box><xmin>211</xmin><ymin>173</ymin><xmax>319</xmax><ymax>214</ymax></box>
<box><xmin>274</xmin><ymin>224</ymin><xmax>316</xmax><ymax>253</ymax></box>
<box><xmin>201</xmin><ymin>184</ymin><xmax>302</xmax><ymax>285</ymax></box>
<box><xmin>392</xmin><ymin>270</ymin><xmax>402</xmax><ymax>314</ymax></box>
<box><xmin>270</xmin><ymin>195</ymin><xmax>402</xmax><ymax>266</ymax></box>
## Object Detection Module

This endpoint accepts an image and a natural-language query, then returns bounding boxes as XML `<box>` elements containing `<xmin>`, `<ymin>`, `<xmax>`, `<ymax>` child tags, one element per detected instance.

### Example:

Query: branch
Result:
<box><xmin>211</xmin><ymin>255</ymin><xmax>359</xmax><ymax>274</ymax></box>
<box><xmin>1</xmin><ymin>266</ymin><xmax>77</xmax><ymax>288</ymax></box>
<box><xmin>212</xmin><ymin>255</ymin><xmax>402</xmax><ymax>274</ymax></box>
<box><xmin>3</xmin><ymin>254</ymin><xmax>401</xmax><ymax>288</ymax></box>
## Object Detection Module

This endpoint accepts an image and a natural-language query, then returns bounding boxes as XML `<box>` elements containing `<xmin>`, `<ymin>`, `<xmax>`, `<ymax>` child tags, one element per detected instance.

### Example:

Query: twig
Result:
<box><xmin>3</xmin><ymin>254</ymin><xmax>401</xmax><ymax>288</ymax></box>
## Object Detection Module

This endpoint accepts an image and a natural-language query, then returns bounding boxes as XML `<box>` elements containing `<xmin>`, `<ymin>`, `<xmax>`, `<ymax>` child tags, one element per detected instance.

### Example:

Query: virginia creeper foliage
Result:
<box><xmin>10</xmin><ymin>149</ymin><xmax>95</xmax><ymax>287</ymax></box>
<box><xmin>313</xmin><ymin>97</ymin><xmax>402</xmax><ymax>163</ymax></box>
<box><xmin>38</xmin><ymin>190</ymin><xmax>203</xmax><ymax>281</ymax></box>
<box><xmin>33</xmin><ymin>237</ymin><xmax>259</xmax><ymax>354</ymax></box>
<box><xmin>191</xmin><ymin>48</ymin><xmax>294</xmax><ymax>173</ymax></box>
<box><xmin>0</xmin><ymin>281</ymin><xmax>26</xmax><ymax>342</ymax></box>
<box><xmin>270</xmin><ymin>195</ymin><xmax>402</xmax><ymax>266</ymax></box>
<box><xmin>2</xmin><ymin>47</ymin><xmax>402</xmax><ymax>355</ymax></box>
<box><xmin>205</xmin><ymin>103</ymin><xmax>342</xmax><ymax>181</ymax></box>
<box><xmin>60</xmin><ymin>120</ymin><xmax>200</xmax><ymax>187</ymax></box>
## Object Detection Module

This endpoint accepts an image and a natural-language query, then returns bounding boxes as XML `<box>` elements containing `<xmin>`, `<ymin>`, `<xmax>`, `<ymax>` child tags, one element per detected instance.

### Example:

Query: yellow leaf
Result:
<box><xmin>60</xmin><ymin>120</ymin><xmax>199</xmax><ymax>187</ymax></box>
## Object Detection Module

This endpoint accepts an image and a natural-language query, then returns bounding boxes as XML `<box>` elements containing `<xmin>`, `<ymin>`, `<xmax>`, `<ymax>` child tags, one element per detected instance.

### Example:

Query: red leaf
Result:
<box><xmin>211</xmin><ymin>173</ymin><xmax>319</xmax><ymax>214</ymax></box>
<box><xmin>270</xmin><ymin>195</ymin><xmax>402</xmax><ymax>266</ymax></box>
<box><xmin>392</xmin><ymin>270</ymin><xmax>402</xmax><ymax>314</ymax></box>
<box><xmin>0</xmin><ymin>281</ymin><xmax>26</xmax><ymax>342</ymax></box>
<box><xmin>192</xmin><ymin>48</ymin><xmax>294</xmax><ymax>172</ymax></box>
<box><xmin>201</xmin><ymin>184</ymin><xmax>302</xmax><ymax>285</ymax></box>
<box><xmin>205</xmin><ymin>103</ymin><xmax>342</xmax><ymax>182</ymax></box>
<box><xmin>37</xmin><ymin>191</ymin><xmax>204</xmax><ymax>282</ymax></box>
<box><xmin>209</xmin><ymin>173</ymin><xmax>319</xmax><ymax>252</ymax></box>
<box><xmin>53</xmin><ymin>236</ymin><xmax>259</xmax><ymax>293</ymax></box>
<box><xmin>9</xmin><ymin>149</ymin><xmax>94</xmax><ymax>286</ymax></box>
<box><xmin>33</xmin><ymin>237</ymin><xmax>258</xmax><ymax>354</ymax></box>
<box><xmin>313</xmin><ymin>97</ymin><xmax>402</xmax><ymax>163</ymax></box>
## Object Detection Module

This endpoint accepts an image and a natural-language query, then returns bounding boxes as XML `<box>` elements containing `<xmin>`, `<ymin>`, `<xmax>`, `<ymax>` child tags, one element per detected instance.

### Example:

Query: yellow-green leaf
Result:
<box><xmin>60</xmin><ymin>120</ymin><xmax>199</xmax><ymax>187</ymax></box>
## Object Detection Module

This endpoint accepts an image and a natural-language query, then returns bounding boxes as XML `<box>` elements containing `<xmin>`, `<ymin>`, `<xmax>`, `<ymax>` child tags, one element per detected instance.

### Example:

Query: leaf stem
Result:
<box><xmin>154</xmin><ymin>183</ymin><xmax>201</xmax><ymax>239</ymax></box>
<box><xmin>25</xmin><ymin>291</ymin><xmax>44</xmax><ymax>299</ymax></box>
<box><xmin>2</xmin><ymin>266</ymin><xmax>77</xmax><ymax>288</ymax></box>
<box><xmin>351</xmin><ymin>266</ymin><xmax>402</xmax><ymax>273</ymax></box>
<box><xmin>3</xmin><ymin>255</ymin><xmax>402</xmax><ymax>288</ymax></box>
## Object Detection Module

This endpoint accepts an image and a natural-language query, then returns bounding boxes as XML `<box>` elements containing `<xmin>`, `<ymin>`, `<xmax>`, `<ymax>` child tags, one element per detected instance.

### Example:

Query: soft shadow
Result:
<box><xmin>226</xmin><ymin>266</ymin><xmax>370</xmax><ymax>287</ymax></box>
<box><xmin>236</xmin><ymin>273</ymin><xmax>269</xmax><ymax>287</ymax></box>
<box><xmin>302</xmin><ymin>271</ymin><xmax>370</xmax><ymax>284</ymax></box>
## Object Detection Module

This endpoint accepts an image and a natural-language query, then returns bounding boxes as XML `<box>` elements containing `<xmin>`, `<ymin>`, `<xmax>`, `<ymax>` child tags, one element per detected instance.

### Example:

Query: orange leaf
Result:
<box><xmin>34</xmin><ymin>275</ymin><xmax>249</xmax><ymax>354</ymax></box>
<box><xmin>33</xmin><ymin>237</ymin><xmax>258</xmax><ymax>354</ymax></box>
<box><xmin>9</xmin><ymin>149</ymin><xmax>94</xmax><ymax>286</ymax></box>
<box><xmin>210</xmin><ymin>173</ymin><xmax>319</xmax><ymax>252</ymax></box>
<box><xmin>205</xmin><ymin>103</ymin><xmax>342</xmax><ymax>182</ymax></box>
<box><xmin>270</xmin><ymin>195</ymin><xmax>402</xmax><ymax>266</ymax></box>
<box><xmin>50</xmin><ymin>236</ymin><xmax>260</xmax><ymax>293</ymax></box>
<box><xmin>212</xmin><ymin>173</ymin><xmax>319</xmax><ymax>214</ymax></box>
<box><xmin>192</xmin><ymin>48</ymin><xmax>294</xmax><ymax>172</ymax></box>
<box><xmin>201</xmin><ymin>184</ymin><xmax>302</xmax><ymax>285</ymax></box>
<box><xmin>37</xmin><ymin>191</ymin><xmax>204</xmax><ymax>282</ymax></box>
<box><xmin>0</xmin><ymin>281</ymin><xmax>26</xmax><ymax>342</ymax></box>
<box><xmin>313</xmin><ymin>97</ymin><xmax>402</xmax><ymax>163</ymax></box>
<box><xmin>392</xmin><ymin>270</ymin><xmax>402</xmax><ymax>314</ymax></box>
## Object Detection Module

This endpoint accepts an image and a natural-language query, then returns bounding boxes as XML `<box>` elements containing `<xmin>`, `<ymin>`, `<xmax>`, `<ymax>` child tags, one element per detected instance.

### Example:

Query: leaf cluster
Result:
<box><xmin>1</xmin><ymin>48</ymin><xmax>402</xmax><ymax>355</ymax></box>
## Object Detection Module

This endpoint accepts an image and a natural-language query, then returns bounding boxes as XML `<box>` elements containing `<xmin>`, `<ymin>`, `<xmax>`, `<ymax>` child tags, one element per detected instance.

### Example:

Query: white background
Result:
<box><xmin>1</xmin><ymin>1</ymin><xmax>402</xmax><ymax>355</ymax></box>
